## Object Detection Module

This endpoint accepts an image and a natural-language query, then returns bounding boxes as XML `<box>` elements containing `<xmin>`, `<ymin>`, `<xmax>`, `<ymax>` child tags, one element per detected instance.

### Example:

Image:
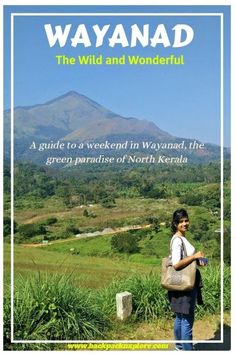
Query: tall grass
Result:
<box><xmin>97</xmin><ymin>272</ymin><xmax>170</xmax><ymax>321</ymax></box>
<box><xmin>4</xmin><ymin>264</ymin><xmax>230</xmax><ymax>348</ymax></box>
<box><xmin>98</xmin><ymin>264</ymin><xmax>230</xmax><ymax>321</ymax></box>
<box><xmin>4</xmin><ymin>272</ymin><xmax>109</xmax><ymax>347</ymax></box>
<box><xmin>196</xmin><ymin>264</ymin><xmax>230</xmax><ymax>315</ymax></box>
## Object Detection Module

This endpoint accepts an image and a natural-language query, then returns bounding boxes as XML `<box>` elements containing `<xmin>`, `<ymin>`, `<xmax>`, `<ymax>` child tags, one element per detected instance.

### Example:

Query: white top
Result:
<box><xmin>171</xmin><ymin>234</ymin><xmax>195</xmax><ymax>266</ymax></box>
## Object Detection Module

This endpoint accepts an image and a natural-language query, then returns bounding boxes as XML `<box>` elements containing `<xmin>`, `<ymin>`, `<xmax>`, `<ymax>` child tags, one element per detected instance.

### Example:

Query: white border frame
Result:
<box><xmin>9</xmin><ymin>10</ymin><xmax>225</xmax><ymax>345</ymax></box>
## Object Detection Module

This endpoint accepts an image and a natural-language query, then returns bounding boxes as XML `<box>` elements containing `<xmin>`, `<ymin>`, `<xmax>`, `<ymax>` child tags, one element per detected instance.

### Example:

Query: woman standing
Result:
<box><xmin>168</xmin><ymin>208</ymin><xmax>207</xmax><ymax>351</ymax></box>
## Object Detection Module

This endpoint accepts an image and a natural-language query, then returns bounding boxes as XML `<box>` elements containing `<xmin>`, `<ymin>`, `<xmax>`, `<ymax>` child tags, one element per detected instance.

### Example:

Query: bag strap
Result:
<box><xmin>170</xmin><ymin>235</ymin><xmax>187</xmax><ymax>259</ymax></box>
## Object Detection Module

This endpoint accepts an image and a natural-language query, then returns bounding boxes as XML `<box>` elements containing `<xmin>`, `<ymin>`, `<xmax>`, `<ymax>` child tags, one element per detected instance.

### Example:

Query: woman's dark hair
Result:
<box><xmin>171</xmin><ymin>208</ymin><xmax>189</xmax><ymax>233</ymax></box>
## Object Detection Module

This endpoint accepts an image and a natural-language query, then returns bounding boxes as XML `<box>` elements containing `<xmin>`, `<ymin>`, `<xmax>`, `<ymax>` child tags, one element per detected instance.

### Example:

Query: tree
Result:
<box><xmin>111</xmin><ymin>232</ymin><xmax>140</xmax><ymax>254</ymax></box>
<box><xmin>146</xmin><ymin>216</ymin><xmax>160</xmax><ymax>232</ymax></box>
<box><xmin>179</xmin><ymin>192</ymin><xmax>202</xmax><ymax>206</ymax></box>
<box><xmin>223</xmin><ymin>200</ymin><xmax>231</xmax><ymax>221</ymax></box>
<box><xmin>4</xmin><ymin>216</ymin><xmax>17</xmax><ymax>237</ymax></box>
<box><xmin>223</xmin><ymin>227</ymin><xmax>231</xmax><ymax>265</ymax></box>
<box><xmin>18</xmin><ymin>223</ymin><xmax>47</xmax><ymax>239</ymax></box>
<box><xmin>190</xmin><ymin>216</ymin><xmax>209</xmax><ymax>241</ymax></box>
<box><xmin>55</xmin><ymin>184</ymin><xmax>72</xmax><ymax>207</ymax></box>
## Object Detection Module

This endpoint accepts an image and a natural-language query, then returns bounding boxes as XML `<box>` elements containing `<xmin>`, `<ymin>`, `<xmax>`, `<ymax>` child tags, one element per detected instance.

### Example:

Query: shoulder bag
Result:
<box><xmin>161</xmin><ymin>236</ymin><xmax>196</xmax><ymax>291</ymax></box>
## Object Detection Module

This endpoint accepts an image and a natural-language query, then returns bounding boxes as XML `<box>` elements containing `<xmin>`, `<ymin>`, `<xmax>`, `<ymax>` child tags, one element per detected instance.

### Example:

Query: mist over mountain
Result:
<box><xmin>4</xmin><ymin>91</ymin><xmax>228</xmax><ymax>164</ymax></box>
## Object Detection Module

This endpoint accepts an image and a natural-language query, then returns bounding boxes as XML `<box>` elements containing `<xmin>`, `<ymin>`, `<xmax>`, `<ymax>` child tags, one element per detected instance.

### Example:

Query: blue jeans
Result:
<box><xmin>174</xmin><ymin>312</ymin><xmax>195</xmax><ymax>350</ymax></box>
<box><xmin>174</xmin><ymin>288</ymin><xmax>197</xmax><ymax>351</ymax></box>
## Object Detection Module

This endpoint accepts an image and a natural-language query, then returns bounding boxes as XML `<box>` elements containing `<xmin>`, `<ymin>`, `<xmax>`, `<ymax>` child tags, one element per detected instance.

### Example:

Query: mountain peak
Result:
<box><xmin>5</xmin><ymin>91</ymin><xmax>172</xmax><ymax>143</ymax></box>
<box><xmin>58</xmin><ymin>90</ymin><xmax>81</xmax><ymax>99</ymax></box>
<box><xmin>4</xmin><ymin>91</ymin><xmax>224</xmax><ymax>163</ymax></box>
<box><xmin>67</xmin><ymin>90</ymin><xmax>80</xmax><ymax>96</ymax></box>
<box><xmin>45</xmin><ymin>90</ymin><xmax>107</xmax><ymax>111</ymax></box>
<box><xmin>44</xmin><ymin>90</ymin><xmax>83</xmax><ymax>105</ymax></box>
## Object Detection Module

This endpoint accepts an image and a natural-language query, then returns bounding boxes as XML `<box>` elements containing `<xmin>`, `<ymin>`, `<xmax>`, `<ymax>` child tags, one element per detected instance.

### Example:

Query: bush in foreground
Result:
<box><xmin>98</xmin><ymin>265</ymin><xmax>230</xmax><ymax>321</ymax></box>
<box><xmin>4</xmin><ymin>273</ymin><xmax>109</xmax><ymax>348</ymax></box>
<box><xmin>4</xmin><ymin>264</ymin><xmax>230</xmax><ymax>348</ymax></box>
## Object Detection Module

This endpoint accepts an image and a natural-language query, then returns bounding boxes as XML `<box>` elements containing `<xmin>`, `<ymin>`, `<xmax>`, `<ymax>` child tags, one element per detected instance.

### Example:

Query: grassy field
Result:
<box><xmin>4</xmin><ymin>243</ymin><xmax>159</xmax><ymax>289</ymax></box>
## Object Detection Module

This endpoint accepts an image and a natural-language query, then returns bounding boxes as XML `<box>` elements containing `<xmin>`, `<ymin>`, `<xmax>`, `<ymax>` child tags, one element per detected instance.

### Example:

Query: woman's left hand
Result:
<box><xmin>198</xmin><ymin>259</ymin><xmax>206</xmax><ymax>266</ymax></box>
<box><xmin>197</xmin><ymin>259</ymin><xmax>208</xmax><ymax>266</ymax></box>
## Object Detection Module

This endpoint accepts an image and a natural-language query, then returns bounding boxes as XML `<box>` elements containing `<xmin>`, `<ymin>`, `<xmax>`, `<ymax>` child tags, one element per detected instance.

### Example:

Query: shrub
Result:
<box><xmin>18</xmin><ymin>223</ymin><xmax>47</xmax><ymax>238</ymax></box>
<box><xmin>111</xmin><ymin>232</ymin><xmax>140</xmax><ymax>254</ymax></box>
<box><xmin>4</xmin><ymin>216</ymin><xmax>17</xmax><ymax>236</ymax></box>
<box><xmin>101</xmin><ymin>197</ymin><xmax>116</xmax><ymax>208</ymax></box>
<box><xmin>83</xmin><ymin>209</ymin><xmax>96</xmax><ymax>218</ymax></box>
<box><xmin>179</xmin><ymin>192</ymin><xmax>203</xmax><ymax>206</ymax></box>
<box><xmin>83</xmin><ymin>209</ymin><xmax>89</xmax><ymax>217</ymax></box>
<box><xmin>4</xmin><ymin>273</ymin><xmax>109</xmax><ymax>345</ymax></box>
<box><xmin>65</xmin><ymin>226</ymin><xmax>80</xmax><ymax>235</ymax></box>
<box><xmin>43</xmin><ymin>217</ymin><xmax>58</xmax><ymax>225</ymax></box>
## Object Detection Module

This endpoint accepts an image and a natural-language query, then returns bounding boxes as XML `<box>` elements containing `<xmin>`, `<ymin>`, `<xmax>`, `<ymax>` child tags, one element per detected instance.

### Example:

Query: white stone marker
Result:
<box><xmin>116</xmin><ymin>291</ymin><xmax>132</xmax><ymax>320</ymax></box>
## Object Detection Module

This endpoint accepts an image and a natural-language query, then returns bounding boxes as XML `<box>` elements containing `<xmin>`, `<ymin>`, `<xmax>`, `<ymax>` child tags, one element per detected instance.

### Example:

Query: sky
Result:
<box><xmin>4</xmin><ymin>5</ymin><xmax>230</xmax><ymax>146</ymax></box>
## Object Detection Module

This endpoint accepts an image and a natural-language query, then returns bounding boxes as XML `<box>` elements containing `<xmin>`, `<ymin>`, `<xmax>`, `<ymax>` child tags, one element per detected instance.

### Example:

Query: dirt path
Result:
<box><xmin>23</xmin><ymin>211</ymin><xmax>72</xmax><ymax>224</ymax></box>
<box><xmin>107</xmin><ymin>313</ymin><xmax>230</xmax><ymax>349</ymax></box>
<box><xmin>22</xmin><ymin>224</ymin><xmax>152</xmax><ymax>248</ymax></box>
